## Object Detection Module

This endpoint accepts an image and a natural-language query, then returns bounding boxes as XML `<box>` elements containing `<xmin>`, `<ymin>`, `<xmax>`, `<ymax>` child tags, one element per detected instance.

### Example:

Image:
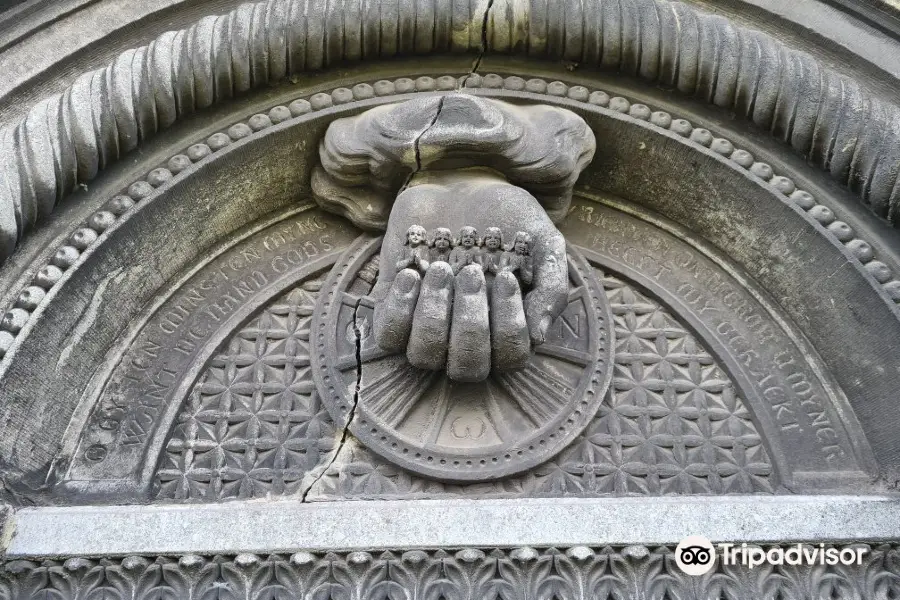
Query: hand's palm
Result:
<box><xmin>371</xmin><ymin>171</ymin><xmax>568</xmax><ymax>382</ymax></box>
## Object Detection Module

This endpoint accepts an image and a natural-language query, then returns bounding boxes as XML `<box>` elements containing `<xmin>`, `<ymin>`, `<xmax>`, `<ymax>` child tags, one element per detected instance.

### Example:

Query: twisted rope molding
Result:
<box><xmin>2</xmin><ymin>0</ymin><xmax>900</xmax><ymax>265</ymax></box>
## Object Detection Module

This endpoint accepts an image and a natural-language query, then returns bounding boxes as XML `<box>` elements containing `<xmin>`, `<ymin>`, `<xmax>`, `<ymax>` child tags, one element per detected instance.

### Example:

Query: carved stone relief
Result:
<box><xmin>3</xmin><ymin>0</ymin><xmax>900</xmax><ymax>594</ymax></box>
<box><xmin>302</xmin><ymin>96</ymin><xmax>614</xmax><ymax>481</ymax></box>
<box><xmin>2</xmin><ymin>74</ymin><xmax>897</xmax><ymax>499</ymax></box>
<box><xmin>18</xmin><ymin>90</ymin><xmax>859</xmax><ymax>501</ymax></box>
<box><xmin>55</xmin><ymin>189</ymin><xmax>873</xmax><ymax>500</ymax></box>
<box><xmin>309</xmin><ymin>269</ymin><xmax>776</xmax><ymax>500</ymax></box>
<box><xmin>155</xmin><ymin>259</ymin><xmax>773</xmax><ymax>501</ymax></box>
<box><xmin>4</xmin><ymin>543</ymin><xmax>899</xmax><ymax>600</ymax></box>
<box><xmin>312</xmin><ymin>236</ymin><xmax>612</xmax><ymax>482</ymax></box>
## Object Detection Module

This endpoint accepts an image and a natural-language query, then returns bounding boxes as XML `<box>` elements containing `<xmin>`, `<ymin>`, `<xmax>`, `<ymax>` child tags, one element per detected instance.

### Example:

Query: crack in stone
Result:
<box><xmin>301</xmin><ymin>298</ymin><xmax>365</xmax><ymax>502</ymax></box>
<box><xmin>392</xmin><ymin>95</ymin><xmax>447</xmax><ymax>198</ymax></box>
<box><xmin>459</xmin><ymin>0</ymin><xmax>494</xmax><ymax>89</ymax></box>
<box><xmin>412</xmin><ymin>95</ymin><xmax>446</xmax><ymax>173</ymax></box>
<box><xmin>392</xmin><ymin>95</ymin><xmax>448</xmax><ymax>198</ymax></box>
<box><xmin>301</xmin><ymin>99</ymin><xmax>450</xmax><ymax>502</ymax></box>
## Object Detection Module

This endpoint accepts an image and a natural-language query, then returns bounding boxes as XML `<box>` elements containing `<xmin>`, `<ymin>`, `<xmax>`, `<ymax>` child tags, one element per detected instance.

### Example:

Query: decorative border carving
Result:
<box><xmin>3</xmin><ymin>75</ymin><xmax>898</xmax><ymax>366</ymax></box>
<box><xmin>2</xmin><ymin>0</ymin><xmax>900</xmax><ymax>268</ymax></box>
<box><xmin>2</xmin><ymin>544</ymin><xmax>898</xmax><ymax>599</ymax></box>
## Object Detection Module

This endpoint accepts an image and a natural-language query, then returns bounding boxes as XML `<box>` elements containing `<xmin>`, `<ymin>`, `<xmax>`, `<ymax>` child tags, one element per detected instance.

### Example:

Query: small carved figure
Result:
<box><xmin>449</xmin><ymin>226</ymin><xmax>480</xmax><ymax>274</ymax></box>
<box><xmin>319</xmin><ymin>96</ymin><xmax>589</xmax><ymax>377</ymax></box>
<box><xmin>396</xmin><ymin>225</ymin><xmax>430</xmax><ymax>273</ymax></box>
<box><xmin>479</xmin><ymin>227</ymin><xmax>505</xmax><ymax>275</ymax></box>
<box><xmin>430</xmin><ymin>227</ymin><xmax>453</xmax><ymax>263</ymax></box>
<box><xmin>502</xmin><ymin>231</ymin><xmax>534</xmax><ymax>287</ymax></box>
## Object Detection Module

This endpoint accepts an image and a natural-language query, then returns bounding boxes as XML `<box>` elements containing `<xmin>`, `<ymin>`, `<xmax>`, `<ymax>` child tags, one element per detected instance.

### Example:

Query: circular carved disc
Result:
<box><xmin>312</xmin><ymin>236</ymin><xmax>614</xmax><ymax>482</ymax></box>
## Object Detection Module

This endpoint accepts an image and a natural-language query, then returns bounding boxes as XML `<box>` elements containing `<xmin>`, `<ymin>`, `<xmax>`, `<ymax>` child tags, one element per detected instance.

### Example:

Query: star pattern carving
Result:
<box><xmin>155</xmin><ymin>279</ymin><xmax>335</xmax><ymax>500</ymax></box>
<box><xmin>156</xmin><ymin>270</ymin><xmax>773</xmax><ymax>500</ymax></box>
<box><xmin>529</xmin><ymin>275</ymin><xmax>773</xmax><ymax>497</ymax></box>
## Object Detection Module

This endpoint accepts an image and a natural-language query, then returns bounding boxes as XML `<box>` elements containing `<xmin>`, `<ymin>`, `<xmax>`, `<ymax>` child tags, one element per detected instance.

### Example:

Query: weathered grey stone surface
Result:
<box><xmin>6</xmin><ymin>0</ymin><xmax>900</xmax><ymax>266</ymax></box>
<box><xmin>0</xmin><ymin>503</ymin><xmax>10</xmax><ymax>551</ymax></box>
<box><xmin>370</xmin><ymin>172</ymin><xmax>573</xmax><ymax>380</ymax></box>
<box><xmin>6</xmin><ymin>496</ymin><xmax>900</xmax><ymax>557</ymax></box>
<box><xmin>1</xmin><ymin>74</ymin><xmax>896</xmax><ymax>496</ymax></box>
<box><xmin>154</xmin><ymin>251</ymin><xmax>774</xmax><ymax>501</ymax></box>
<box><xmin>2</xmin><ymin>41</ymin><xmax>900</xmax><ymax>496</ymax></box>
<box><xmin>2</xmin><ymin>0</ymin><xmax>900</xmax><ymax>596</ymax></box>
<box><xmin>311</xmin><ymin>235</ymin><xmax>613</xmax><ymax>482</ymax></box>
<box><xmin>312</xmin><ymin>95</ymin><xmax>596</xmax><ymax>229</ymax></box>
<box><xmin>3</xmin><ymin>541</ymin><xmax>899</xmax><ymax>599</ymax></box>
<box><xmin>314</xmin><ymin>96</ymin><xmax>594</xmax><ymax>381</ymax></box>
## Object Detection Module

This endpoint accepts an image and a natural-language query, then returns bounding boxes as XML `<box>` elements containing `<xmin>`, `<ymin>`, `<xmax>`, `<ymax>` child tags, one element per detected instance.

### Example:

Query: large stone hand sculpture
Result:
<box><xmin>370</xmin><ymin>170</ymin><xmax>568</xmax><ymax>381</ymax></box>
<box><xmin>311</xmin><ymin>94</ymin><xmax>595</xmax><ymax>382</ymax></box>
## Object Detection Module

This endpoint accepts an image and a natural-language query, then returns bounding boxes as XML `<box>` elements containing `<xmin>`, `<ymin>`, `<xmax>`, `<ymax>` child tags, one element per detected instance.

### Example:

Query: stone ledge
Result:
<box><xmin>4</xmin><ymin>496</ymin><xmax>900</xmax><ymax>558</ymax></box>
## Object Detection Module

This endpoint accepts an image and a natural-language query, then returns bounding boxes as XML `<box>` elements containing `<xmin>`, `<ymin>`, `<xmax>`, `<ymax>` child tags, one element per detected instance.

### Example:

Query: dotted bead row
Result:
<box><xmin>4</xmin><ymin>73</ymin><xmax>899</xmax><ymax>361</ymax></box>
<box><xmin>54</xmin><ymin>545</ymin><xmax>619</xmax><ymax>572</ymax></box>
<box><xmin>0</xmin><ymin>181</ymin><xmax>157</xmax><ymax>358</ymax></box>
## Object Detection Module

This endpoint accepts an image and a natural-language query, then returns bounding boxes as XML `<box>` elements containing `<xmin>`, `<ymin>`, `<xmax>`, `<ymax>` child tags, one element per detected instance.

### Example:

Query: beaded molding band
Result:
<box><xmin>0</xmin><ymin>74</ymin><xmax>898</xmax><ymax>364</ymax></box>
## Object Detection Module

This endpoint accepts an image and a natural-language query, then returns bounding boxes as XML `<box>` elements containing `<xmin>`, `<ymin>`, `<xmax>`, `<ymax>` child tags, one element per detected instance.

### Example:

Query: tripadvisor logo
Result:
<box><xmin>674</xmin><ymin>536</ymin><xmax>869</xmax><ymax>575</ymax></box>
<box><xmin>675</xmin><ymin>536</ymin><xmax>716</xmax><ymax>575</ymax></box>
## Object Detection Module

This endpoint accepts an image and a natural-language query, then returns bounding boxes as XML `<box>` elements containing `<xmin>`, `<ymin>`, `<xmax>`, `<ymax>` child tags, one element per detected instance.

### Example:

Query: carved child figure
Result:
<box><xmin>430</xmin><ymin>227</ymin><xmax>453</xmax><ymax>263</ymax></box>
<box><xmin>449</xmin><ymin>226</ymin><xmax>480</xmax><ymax>274</ymax></box>
<box><xmin>317</xmin><ymin>95</ymin><xmax>593</xmax><ymax>377</ymax></box>
<box><xmin>502</xmin><ymin>231</ymin><xmax>534</xmax><ymax>287</ymax></box>
<box><xmin>479</xmin><ymin>227</ymin><xmax>505</xmax><ymax>275</ymax></box>
<box><xmin>396</xmin><ymin>224</ymin><xmax>430</xmax><ymax>273</ymax></box>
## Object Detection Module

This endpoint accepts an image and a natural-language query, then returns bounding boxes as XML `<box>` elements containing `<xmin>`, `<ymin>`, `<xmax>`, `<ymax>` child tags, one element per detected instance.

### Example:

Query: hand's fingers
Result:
<box><xmin>407</xmin><ymin>262</ymin><xmax>454</xmax><ymax>370</ymax></box>
<box><xmin>490</xmin><ymin>272</ymin><xmax>531</xmax><ymax>370</ymax></box>
<box><xmin>525</xmin><ymin>233</ymin><xmax>568</xmax><ymax>345</ymax></box>
<box><xmin>447</xmin><ymin>265</ymin><xmax>491</xmax><ymax>382</ymax></box>
<box><xmin>373</xmin><ymin>268</ymin><xmax>420</xmax><ymax>352</ymax></box>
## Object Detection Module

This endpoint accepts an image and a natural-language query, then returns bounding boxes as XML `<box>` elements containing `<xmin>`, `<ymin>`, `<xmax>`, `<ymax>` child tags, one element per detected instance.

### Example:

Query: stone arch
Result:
<box><xmin>3</xmin><ymin>0</ymin><xmax>900</xmax><ymax>265</ymax></box>
<box><xmin>3</xmin><ymin>3</ymin><xmax>900</xmax><ymax>594</ymax></box>
<box><xmin>0</xmin><ymin>73</ymin><xmax>893</xmax><ymax>500</ymax></box>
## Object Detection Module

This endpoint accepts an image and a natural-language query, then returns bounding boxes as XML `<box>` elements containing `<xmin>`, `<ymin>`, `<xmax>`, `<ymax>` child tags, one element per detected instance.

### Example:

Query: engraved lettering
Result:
<box><xmin>272</xmin><ymin>256</ymin><xmax>289</xmax><ymax>273</ymax></box>
<box><xmin>451</xmin><ymin>417</ymin><xmax>486</xmax><ymax>439</ymax></box>
<box><xmin>302</xmin><ymin>240</ymin><xmax>319</xmax><ymax>257</ymax></box>
<box><xmin>559</xmin><ymin>314</ymin><xmax>580</xmax><ymax>338</ymax></box>
<box><xmin>121</xmin><ymin>367</ymin><xmax>178</xmax><ymax>445</ymax></box>
<box><xmin>241</xmin><ymin>246</ymin><xmax>261</xmax><ymax>262</ymax></box>
<box><xmin>586</xmin><ymin>205</ymin><xmax>855</xmax><ymax>468</ymax></box>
